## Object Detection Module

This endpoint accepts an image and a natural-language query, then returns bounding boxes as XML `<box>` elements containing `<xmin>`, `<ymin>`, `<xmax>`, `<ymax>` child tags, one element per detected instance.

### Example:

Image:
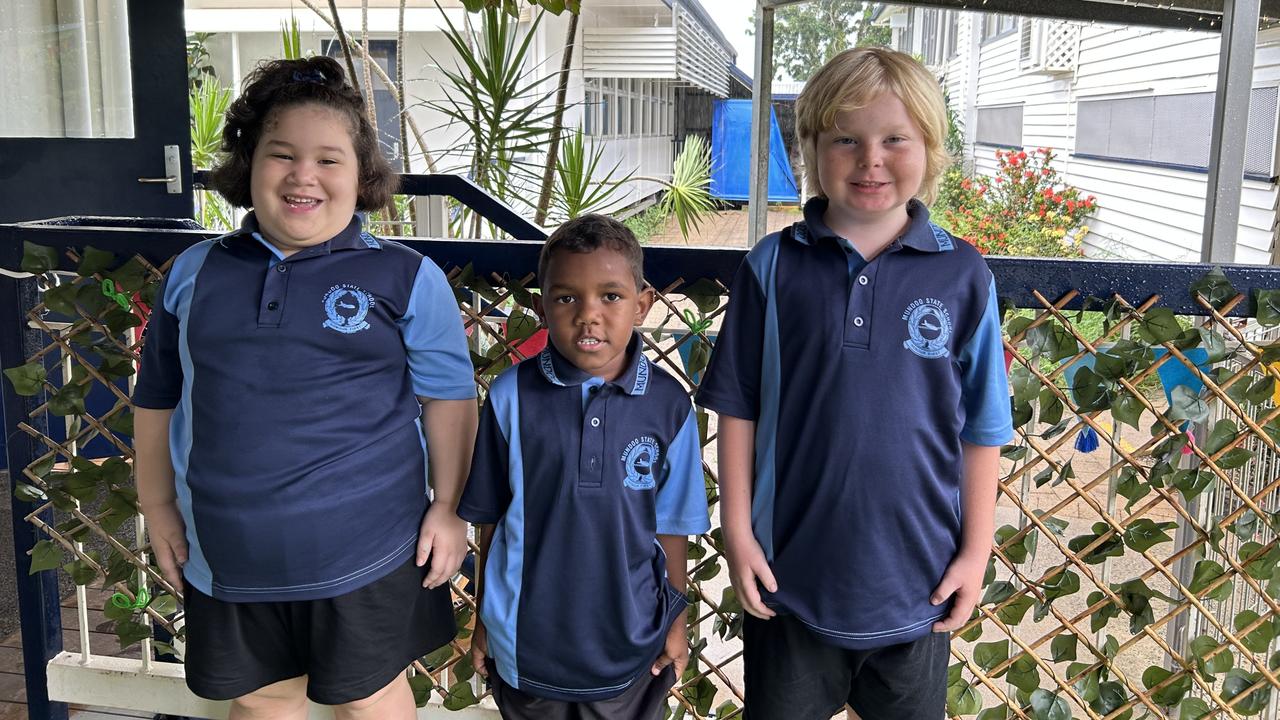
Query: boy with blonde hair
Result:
<box><xmin>697</xmin><ymin>47</ymin><xmax>1013</xmax><ymax>719</ymax></box>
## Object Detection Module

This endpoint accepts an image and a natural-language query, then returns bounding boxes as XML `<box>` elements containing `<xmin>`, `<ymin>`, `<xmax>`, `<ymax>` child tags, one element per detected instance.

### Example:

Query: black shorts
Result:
<box><xmin>182</xmin><ymin>556</ymin><xmax>456</xmax><ymax>705</ymax></box>
<box><xmin>742</xmin><ymin>614</ymin><xmax>949</xmax><ymax>720</ymax></box>
<box><xmin>486</xmin><ymin>659</ymin><xmax>676</xmax><ymax>720</ymax></box>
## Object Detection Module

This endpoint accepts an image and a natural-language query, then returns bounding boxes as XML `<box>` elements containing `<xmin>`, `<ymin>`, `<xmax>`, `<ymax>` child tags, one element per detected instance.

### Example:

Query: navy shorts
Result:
<box><xmin>182</xmin><ymin>556</ymin><xmax>456</xmax><ymax>705</ymax></box>
<box><xmin>486</xmin><ymin>659</ymin><xmax>676</xmax><ymax>720</ymax></box>
<box><xmin>742</xmin><ymin>614</ymin><xmax>949</xmax><ymax>720</ymax></box>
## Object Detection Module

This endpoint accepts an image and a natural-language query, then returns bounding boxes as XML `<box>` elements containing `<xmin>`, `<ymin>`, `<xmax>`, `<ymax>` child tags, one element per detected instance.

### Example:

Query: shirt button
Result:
<box><xmin>858</xmin><ymin>275</ymin><xmax>868</xmax><ymax>285</ymax></box>
<box><xmin>589</xmin><ymin>456</ymin><xmax>598</xmax><ymax>469</ymax></box>
<box><xmin>852</xmin><ymin>316</ymin><xmax>864</xmax><ymax>327</ymax></box>
<box><xmin>276</xmin><ymin>264</ymin><xmax>287</xmax><ymax>273</ymax></box>
<box><xmin>589</xmin><ymin>386</ymin><xmax>600</xmax><ymax>395</ymax></box>
<box><xmin>267</xmin><ymin>301</ymin><xmax>279</xmax><ymax>311</ymax></box>
<box><xmin>590</xmin><ymin>417</ymin><xmax>600</xmax><ymax>427</ymax></box>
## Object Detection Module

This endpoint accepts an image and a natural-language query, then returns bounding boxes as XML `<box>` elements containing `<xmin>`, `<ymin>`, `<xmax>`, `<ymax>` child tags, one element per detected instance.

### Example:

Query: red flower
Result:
<box><xmin>995</xmin><ymin>177</ymin><xmax>1004</xmax><ymax>184</ymax></box>
<box><xmin>1017</xmin><ymin>151</ymin><xmax>1027</xmax><ymax>161</ymax></box>
<box><xmin>1066</xmin><ymin>200</ymin><xmax>1076</xmax><ymax>211</ymax></box>
<box><xmin>1024</xmin><ymin>171</ymin><xmax>1034</xmax><ymax>179</ymax></box>
<box><xmin>1041</xmin><ymin>168</ymin><xmax>1051</xmax><ymax>176</ymax></box>
<box><xmin>1053</xmin><ymin>194</ymin><xmax>1063</xmax><ymax>203</ymax></box>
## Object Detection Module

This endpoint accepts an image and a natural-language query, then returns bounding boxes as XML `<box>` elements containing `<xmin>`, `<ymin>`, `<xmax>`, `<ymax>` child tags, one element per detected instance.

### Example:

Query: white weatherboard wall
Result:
<box><xmin>927</xmin><ymin>11</ymin><xmax>1280</xmax><ymax>264</ymax></box>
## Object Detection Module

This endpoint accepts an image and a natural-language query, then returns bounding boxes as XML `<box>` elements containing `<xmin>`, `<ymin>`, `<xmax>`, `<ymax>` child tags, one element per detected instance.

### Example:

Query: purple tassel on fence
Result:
<box><xmin>1075</xmin><ymin>426</ymin><xmax>1099</xmax><ymax>453</ymax></box>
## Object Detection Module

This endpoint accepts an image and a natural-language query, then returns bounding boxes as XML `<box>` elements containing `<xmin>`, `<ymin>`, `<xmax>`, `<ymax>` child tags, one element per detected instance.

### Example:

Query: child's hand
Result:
<box><xmin>142</xmin><ymin>501</ymin><xmax>187</xmax><ymax>592</ymax></box>
<box><xmin>471</xmin><ymin>618</ymin><xmax>489</xmax><ymax>678</ymax></box>
<box><xmin>930</xmin><ymin>548</ymin><xmax>990</xmax><ymax>632</ymax></box>
<box><xmin>417</xmin><ymin>504</ymin><xmax>468</xmax><ymax>589</ymax></box>
<box><xmin>725</xmin><ymin>530</ymin><xmax>777</xmax><ymax>619</ymax></box>
<box><xmin>651</xmin><ymin>613</ymin><xmax>689</xmax><ymax>678</ymax></box>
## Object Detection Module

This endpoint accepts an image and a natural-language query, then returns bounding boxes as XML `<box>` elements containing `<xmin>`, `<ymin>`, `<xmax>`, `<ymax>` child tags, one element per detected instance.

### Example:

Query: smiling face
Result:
<box><xmin>816</xmin><ymin>92</ymin><xmax>927</xmax><ymax>231</ymax></box>
<box><xmin>249</xmin><ymin>103</ymin><xmax>359</xmax><ymax>256</ymax></box>
<box><xmin>534</xmin><ymin>248</ymin><xmax>654</xmax><ymax>382</ymax></box>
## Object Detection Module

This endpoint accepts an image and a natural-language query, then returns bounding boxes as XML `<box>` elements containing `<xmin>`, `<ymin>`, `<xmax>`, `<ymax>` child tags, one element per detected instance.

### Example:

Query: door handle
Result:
<box><xmin>137</xmin><ymin>145</ymin><xmax>182</xmax><ymax>194</ymax></box>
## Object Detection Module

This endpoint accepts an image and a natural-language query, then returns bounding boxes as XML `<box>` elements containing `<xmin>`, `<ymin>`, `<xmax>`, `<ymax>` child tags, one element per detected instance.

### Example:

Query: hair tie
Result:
<box><xmin>292</xmin><ymin>69</ymin><xmax>326</xmax><ymax>85</ymax></box>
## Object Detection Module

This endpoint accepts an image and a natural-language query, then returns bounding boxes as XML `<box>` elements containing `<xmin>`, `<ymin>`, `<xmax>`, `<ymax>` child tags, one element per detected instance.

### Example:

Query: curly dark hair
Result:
<box><xmin>537</xmin><ymin>214</ymin><xmax>645</xmax><ymax>291</ymax></box>
<box><xmin>207</xmin><ymin>56</ymin><xmax>398</xmax><ymax>210</ymax></box>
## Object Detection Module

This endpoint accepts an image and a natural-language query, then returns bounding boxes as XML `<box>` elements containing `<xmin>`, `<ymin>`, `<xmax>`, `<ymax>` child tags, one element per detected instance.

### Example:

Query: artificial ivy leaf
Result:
<box><xmin>1053</xmin><ymin>460</ymin><xmax>1075</xmax><ymax>487</ymax></box>
<box><xmin>1190</xmin><ymin>634</ymin><xmax>1233</xmax><ymax>677</ymax></box>
<box><xmin>1222</xmin><ymin>669</ymin><xmax>1272</xmax><ymax>714</ymax></box>
<box><xmin>1198</xmin><ymin>327</ymin><xmax>1229</xmax><ymax>363</ymax></box>
<box><xmin>1029</xmin><ymin>689</ymin><xmax>1070</xmax><ymax>720</ymax></box>
<box><xmin>1172</xmin><ymin>469</ymin><xmax>1215</xmax><ymax>502</ymax></box>
<box><xmin>682</xmin><ymin>674</ymin><xmax>716</xmax><ymax>715</ymax></box>
<box><xmin>4</xmin><ymin>361</ymin><xmax>47</xmax><ymax>396</ymax></box>
<box><xmin>1137</xmin><ymin>307</ymin><xmax>1183</xmax><ymax>343</ymax></box>
<box><xmin>1012</xmin><ymin>400</ymin><xmax>1033</xmax><ymax>430</ymax></box>
<box><xmin>1006</xmin><ymin>315</ymin><xmax>1034</xmax><ymax>337</ymax></box>
<box><xmin>1204</xmin><ymin>419</ymin><xmax>1239</xmax><ymax>455</ymax></box>
<box><xmin>974</xmin><ymin>640</ymin><xmax>1010</xmax><ymax>674</ymax></box>
<box><xmin>1180</xmin><ymin>697</ymin><xmax>1211</xmax><ymax>720</ymax></box>
<box><xmin>1091</xmin><ymin>681</ymin><xmax>1128</xmax><ymax>715</ymax></box>
<box><xmin>996</xmin><ymin>595</ymin><xmax>1035</xmax><ymax>625</ymax></box>
<box><xmin>1167</xmin><ymin>385</ymin><xmax>1209</xmax><ymax>425</ymax></box>
<box><xmin>682</xmin><ymin>278</ymin><xmax>722</xmax><ymax>314</ymax></box>
<box><xmin>149</xmin><ymin>593</ymin><xmax>178</xmax><ymax>616</ymax></box>
<box><xmin>1051</xmin><ymin>633</ymin><xmax>1078</xmax><ymax>662</ymax></box>
<box><xmin>1001</xmin><ymin>444</ymin><xmax>1027</xmax><ymax>461</ymax></box>
<box><xmin>981</xmin><ymin>580</ymin><xmax>1016</xmax><ymax>606</ymax></box>
<box><xmin>1189</xmin><ymin>560</ymin><xmax>1233</xmax><ymax>602</ymax></box>
<box><xmin>1218</xmin><ymin>447</ymin><xmax>1254</xmax><ymax>470</ymax></box>
<box><xmin>1110</xmin><ymin>579</ymin><xmax>1157</xmax><ymax>633</ymax></box>
<box><xmin>13</xmin><ymin>483</ymin><xmax>46</xmax><ymax>503</ymax></box>
<box><xmin>1116</xmin><ymin>468</ymin><xmax>1150</xmax><ymax>512</ymax></box>
<box><xmin>1172</xmin><ymin>327</ymin><xmax>1202</xmax><ymax>350</ymax></box>
<box><xmin>1190</xmin><ymin>267</ymin><xmax>1237</xmax><ymax>310</ymax></box>
<box><xmin>114</xmin><ymin>619</ymin><xmax>152</xmax><ymax>649</ymax></box>
<box><xmin>1255</xmin><ymin>289</ymin><xmax>1280</xmax><ymax>327</ymax></box>
<box><xmin>1038</xmin><ymin>388</ymin><xmax>1064</xmax><ymax>426</ymax></box>
<box><xmin>441</xmin><ymin>679</ymin><xmax>479</xmax><ymax>711</ymax></box>
<box><xmin>408</xmin><ymin>672</ymin><xmax>433</xmax><ymax>707</ymax></box>
<box><xmin>946</xmin><ymin>680</ymin><xmax>982</xmax><ymax>715</ymax></box>
<box><xmin>1122</xmin><ymin>518</ymin><xmax>1177</xmax><ymax>552</ymax></box>
<box><xmin>1027</xmin><ymin>321</ymin><xmax>1077</xmax><ymax>362</ymax></box>
<box><xmin>1006</xmin><ymin>655</ymin><xmax>1040</xmax><ymax>693</ymax></box>
<box><xmin>976</xmin><ymin>706</ymin><xmax>1009</xmax><ymax>720</ymax></box>
<box><xmin>76</xmin><ymin>246</ymin><xmax>116</xmax><ymax>277</ymax></box>
<box><xmin>1068</xmin><ymin>524</ymin><xmax>1124</xmax><ymax>565</ymax></box>
<box><xmin>1040</xmin><ymin>570</ymin><xmax>1080</xmax><ymax>602</ymax></box>
<box><xmin>1141</xmin><ymin>665</ymin><xmax>1191</xmax><ymax>706</ymax></box>
<box><xmin>28</xmin><ymin>540</ymin><xmax>61</xmax><ymax>573</ymax></box>
<box><xmin>1037</xmin><ymin>513</ymin><xmax>1069</xmax><ymax>536</ymax></box>
<box><xmin>21</xmin><ymin>241</ymin><xmax>60</xmax><ymax>274</ymax></box>
<box><xmin>74</xmin><ymin>283</ymin><xmax>110</xmax><ymax>316</ymax></box>
<box><xmin>994</xmin><ymin>525</ymin><xmax>1036</xmax><ymax>564</ymax></box>
<box><xmin>1232</xmin><ymin>510</ymin><xmax>1259</xmax><ymax>540</ymax></box>
<box><xmin>1234</xmin><ymin>609</ymin><xmax>1276</xmax><ymax>653</ymax></box>
<box><xmin>48</xmin><ymin>382</ymin><xmax>87</xmax><ymax>416</ymax></box>
<box><xmin>1072</xmin><ymin>366</ymin><xmax>1112</xmax><ymax>412</ymax></box>
<box><xmin>63</xmin><ymin>559</ymin><xmax>97</xmax><ymax>586</ymax></box>
<box><xmin>105</xmin><ymin>410</ymin><xmax>134</xmax><ymax>437</ymax></box>
<box><xmin>1246</xmin><ymin>374</ymin><xmax>1277</xmax><ymax>405</ymax></box>
<box><xmin>1092</xmin><ymin>350</ymin><xmax>1128</xmax><ymax>381</ymax></box>
<box><xmin>1033</xmin><ymin>466</ymin><xmax>1054</xmax><ymax>488</ymax></box>
<box><xmin>1072</xmin><ymin>667</ymin><xmax>1100</xmax><ymax>703</ymax></box>
<box><xmin>42</xmin><ymin>283</ymin><xmax>78</xmax><ymax>316</ymax></box>
<box><xmin>1111</xmin><ymin>389</ymin><xmax>1144</xmax><ymax>430</ymax></box>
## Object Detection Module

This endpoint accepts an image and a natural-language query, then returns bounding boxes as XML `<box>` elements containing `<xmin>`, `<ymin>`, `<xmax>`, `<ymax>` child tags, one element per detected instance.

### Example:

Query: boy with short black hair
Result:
<box><xmin>460</xmin><ymin>214</ymin><xmax>710</xmax><ymax>720</ymax></box>
<box><xmin>697</xmin><ymin>47</ymin><xmax>1014</xmax><ymax>719</ymax></box>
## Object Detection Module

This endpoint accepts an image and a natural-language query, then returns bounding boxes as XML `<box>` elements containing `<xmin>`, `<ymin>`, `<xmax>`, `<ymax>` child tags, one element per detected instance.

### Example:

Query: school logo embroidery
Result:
<box><xmin>621</xmin><ymin>436</ymin><xmax>660</xmax><ymax>491</ymax></box>
<box><xmin>902</xmin><ymin>298</ymin><xmax>952</xmax><ymax>359</ymax></box>
<box><xmin>322</xmin><ymin>284</ymin><xmax>374</xmax><ymax>334</ymax></box>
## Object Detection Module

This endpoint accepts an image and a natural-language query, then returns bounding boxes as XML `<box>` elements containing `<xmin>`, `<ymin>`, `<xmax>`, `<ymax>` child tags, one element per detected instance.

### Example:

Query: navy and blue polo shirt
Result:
<box><xmin>696</xmin><ymin>198</ymin><xmax>1013</xmax><ymax>650</ymax></box>
<box><xmin>458</xmin><ymin>335</ymin><xmax>710</xmax><ymax>702</ymax></box>
<box><xmin>133</xmin><ymin>213</ymin><xmax>476</xmax><ymax>603</ymax></box>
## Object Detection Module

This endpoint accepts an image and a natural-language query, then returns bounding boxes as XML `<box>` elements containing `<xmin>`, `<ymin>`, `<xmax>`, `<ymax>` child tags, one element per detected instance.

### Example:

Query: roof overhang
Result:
<box><xmin>762</xmin><ymin>0</ymin><xmax>1280</xmax><ymax>31</ymax></box>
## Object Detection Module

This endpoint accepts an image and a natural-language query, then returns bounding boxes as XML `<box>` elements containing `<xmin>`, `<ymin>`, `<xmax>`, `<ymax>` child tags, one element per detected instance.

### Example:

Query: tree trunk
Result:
<box><xmin>327</xmin><ymin>0</ymin><xmax>360</xmax><ymax>92</ymax></box>
<box><xmin>533</xmin><ymin>11</ymin><xmax>580</xmax><ymax>226</ymax></box>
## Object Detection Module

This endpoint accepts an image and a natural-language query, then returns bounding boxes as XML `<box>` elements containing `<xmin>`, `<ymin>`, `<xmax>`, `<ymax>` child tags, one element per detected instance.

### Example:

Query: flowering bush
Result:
<box><xmin>934</xmin><ymin>147</ymin><xmax>1096</xmax><ymax>257</ymax></box>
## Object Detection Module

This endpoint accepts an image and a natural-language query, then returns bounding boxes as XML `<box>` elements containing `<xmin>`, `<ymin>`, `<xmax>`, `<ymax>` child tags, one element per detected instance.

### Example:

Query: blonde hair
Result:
<box><xmin>794</xmin><ymin>47</ymin><xmax>951</xmax><ymax>204</ymax></box>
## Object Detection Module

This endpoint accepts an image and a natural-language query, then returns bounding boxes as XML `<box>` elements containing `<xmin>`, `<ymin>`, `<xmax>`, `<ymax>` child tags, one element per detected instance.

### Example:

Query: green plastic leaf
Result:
<box><xmin>1167</xmin><ymin>385</ymin><xmax>1209</xmax><ymax>425</ymax></box>
<box><xmin>1050</xmin><ymin>633</ymin><xmax>1077</xmax><ymax>662</ymax></box>
<box><xmin>42</xmin><ymin>283</ymin><xmax>78</xmax><ymax>315</ymax></box>
<box><xmin>1111</xmin><ymin>389</ymin><xmax>1144</xmax><ymax>429</ymax></box>
<box><xmin>1180</xmin><ymin>696</ymin><xmax>1211</xmax><ymax>720</ymax></box>
<box><xmin>1142</xmin><ymin>665</ymin><xmax>1190</xmax><ymax>706</ymax></box>
<box><xmin>114</xmin><ymin>619</ymin><xmax>152</xmax><ymax>649</ymax></box>
<box><xmin>1190</xmin><ymin>634</ymin><xmax>1233</xmax><ymax>676</ymax></box>
<box><xmin>28</xmin><ymin>540</ymin><xmax>61</xmax><ymax>573</ymax></box>
<box><xmin>441</xmin><ymin>679</ymin><xmax>479</xmax><ymax>710</ymax></box>
<box><xmin>63</xmin><ymin>559</ymin><xmax>97</xmax><ymax>586</ymax></box>
<box><xmin>1256</xmin><ymin>289</ymin><xmax>1280</xmax><ymax>327</ymax></box>
<box><xmin>76</xmin><ymin>246</ymin><xmax>116</xmax><ymax>277</ymax></box>
<box><xmin>1234</xmin><ymin>609</ymin><xmax>1276</xmax><ymax>653</ymax></box>
<box><xmin>1223</xmin><ymin>669</ymin><xmax>1272</xmax><ymax>715</ymax></box>
<box><xmin>1246</xmin><ymin>374</ymin><xmax>1277</xmax><ymax>405</ymax></box>
<box><xmin>1218</xmin><ymin>447</ymin><xmax>1254</xmax><ymax>470</ymax></box>
<box><xmin>1189</xmin><ymin>560</ymin><xmax>1232</xmax><ymax>601</ymax></box>
<box><xmin>976</xmin><ymin>707</ymin><xmax>1009</xmax><ymax>720</ymax></box>
<box><xmin>4</xmin><ymin>362</ymin><xmax>47</xmax><ymax>396</ymax></box>
<box><xmin>996</xmin><ymin>595</ymin><xmax>1035</xmax><ymax>625</ymax></box>
<box><xmin>1122</xmin><ymin>518</ymin><xmax>1177</xmax><ymax>552</ymax></box>
<box><xmin>21</xmin><ymin>241</ymin><xmax>60</xmax><ymax>274</ymax></box>
<box><xmin>1198</xmin><ymin>327</ymin><xmax>1229</xmax><ymax>363</ymax></box>
<box><xmin>1038</xmin><ymin>389</ymin><xmax>1064</xmax><ymax>426</ymax></box>
<box><xmin>1006</xmin><ymin>655</ymin><xmax>1040</xmax><ymax>693</ymax></box>
<box><xmin>1029</xmin><ymin>689</ymin><xmax>1070</xmax><ymax>720</ymax></box>
<box><xmin>1071</xmin><ymin>366</ymin><xmax>1112</xmax><ymax>412</ymax></box>
<box><xmin>1116</xmin><ymin>468</ymin><xmax>1149</xmax><ymax>512</ymax></box>
<box><xmin>1137</xmin><ymin>307</ymin><xmax>1183</xmax><ymax>343</ymax></box>
<box><xmin>1190</xmin><ymin>267</ymin><xmax>1237</xmax><ymax>310</ymax></box>
<box><xmin>981</xmin><ymin>580</ymin><xmax>1016</xmax><ymax>605</ymax></box>
<box><xmin>48</xmin><ymin>382</ymin><xmax>87</xmax><ymax>416</ymax></box>
<box><xmin>974</xmin><ymin>640</ymin><xmax>1009</xmax><ymax>674</ymax></box>
<box><xmin>946</xmin><ymin>680</ymin><xmax>982</xmax><ymax>715</ymax></box>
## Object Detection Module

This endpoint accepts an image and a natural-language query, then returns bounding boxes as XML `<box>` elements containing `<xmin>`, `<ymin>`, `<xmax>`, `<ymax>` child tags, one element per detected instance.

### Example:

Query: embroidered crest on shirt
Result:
<box><xmin>902</xmin><ymin>298</ymin><xmax>952</xmax><ymax>359</ymax></box>
<box><xmin>322</xmin><ymin>284</ymin><xmax>374</xmax><ymax>334</ymax></box>
<box><xmin>621</xmin><ymin>436</ymin><xmax>660</xmax><ymax>490</ymax></box>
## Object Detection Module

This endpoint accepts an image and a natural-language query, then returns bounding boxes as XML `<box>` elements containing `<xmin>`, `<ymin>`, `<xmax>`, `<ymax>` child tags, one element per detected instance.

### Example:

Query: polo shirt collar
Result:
<box><xmin>796</xmin><ymin>197</ymin><xmax>951</xmax><ymax>252</ymax></box>
<box><xmin>222</xmin><ymin>213</ymin><xmax>383</xmax><ymax>255</ymax></box>
<box><xmin>536</xmin><ymin>332</ymin><xmax>651</xmax><ymax>396</ymax></box>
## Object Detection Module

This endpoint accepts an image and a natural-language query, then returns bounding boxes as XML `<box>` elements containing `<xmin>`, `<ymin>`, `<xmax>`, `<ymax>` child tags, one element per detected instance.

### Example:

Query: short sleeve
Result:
<box><xmin>655</xmin><ymin>408</ymin><xmax>711</xmax><ymax>536</ymax></box>
<box><xmin>957</xmin><ymin>278</ymin><xmax>1014</xmax><ymax>446</ymax></box>
<box><xmin>457</xmin><ymin>375</ymin><xmax>515</xmax><ymax>524</ymax></box>
<box><xmin>132</xmin><ymin>241</ymin><xmax>216</xmax><ymax>408</ymax></box>
<box><xmin>694</xmin><ymin>257</ymin><xmax>767</xmax><ymax>420</ymax></box>
<box><xmin>398</xmin><ymin>257</ymin><xmax>477</xmax><ymax>400</ymax></box>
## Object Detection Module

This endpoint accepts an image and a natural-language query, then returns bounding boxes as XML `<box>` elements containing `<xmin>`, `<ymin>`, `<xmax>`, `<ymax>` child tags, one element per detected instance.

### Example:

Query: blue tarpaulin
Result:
<box><xmin>710</xmin><ymin>99</ymin><xmax>800</xmax><ymax>203</ymax></box>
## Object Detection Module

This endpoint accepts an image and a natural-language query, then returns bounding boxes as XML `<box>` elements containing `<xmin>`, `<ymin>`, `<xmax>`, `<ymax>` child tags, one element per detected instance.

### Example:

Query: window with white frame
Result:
<box><xmin>981</xmin><ymin>13</ymin><xmax>1017</xmax><ymax>42</ymax></box>
<box><xmin>601</xmin><ymin>79</ymin><xmax>613</xmax><ymax>137</ymax></box>
<box><xmin>975</xmin><ymin>104</ymin><xmax>1023</xmax><ymax>147</ymax></box>
<box><xmin>618</xmin><ymin>81</ymin><xmax>630</xmax><ymax>135</ymax></box>
<box><xmin>633</xmin><ymin>80</ymin><xmax>645</xmax><ymax>135</ymax></box>
<box><xmin>584</xmin><ymin>80</ymin><xmax>598</xmax><ymax>136</ymax></box>
<box><xmin>1075</xmin><ymin>88</ymin><xmax>1279</xmax><ymax>177</ymax></box>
